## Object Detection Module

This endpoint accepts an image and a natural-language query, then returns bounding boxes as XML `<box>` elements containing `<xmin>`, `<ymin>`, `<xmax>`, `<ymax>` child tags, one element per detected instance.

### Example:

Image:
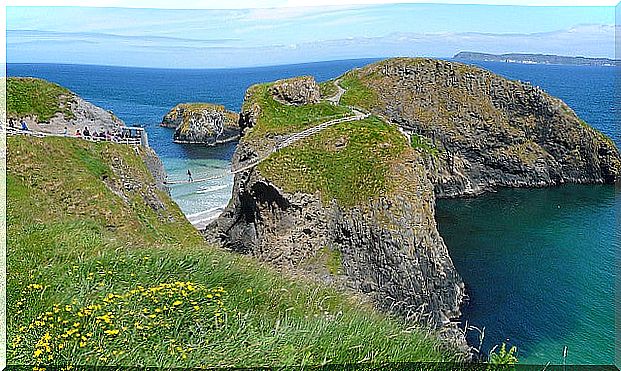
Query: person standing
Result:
<box><xmin>20</xmin><ymin>119</ymin><xmax>29</xmax><ymax>131</ymax></box>
<box><xmin>187</xmin><ymin>169</ymin><xmax>193</xmax><ymax>182</ymax></box>
<box><xmin>63</xmin><ymin>127</ymin><xmax>68</xmax><ymax>136</ymax></box>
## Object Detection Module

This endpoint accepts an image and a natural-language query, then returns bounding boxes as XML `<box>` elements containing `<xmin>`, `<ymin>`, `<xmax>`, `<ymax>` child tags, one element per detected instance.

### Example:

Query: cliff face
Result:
<box><xmin>340</xmin><ymin>58</ymin><xmax>621</xmax><ymax>197</ymax></box>
<box><xmin>161</xmin><ymin>103</ymin><xmax>240</xmax><ymax>145</ymax></box>
<box><xmin>208</xmin><ymin>155</ymin><xmax>465</xmax><ymax>328</ymax></box>
<box><xmin>207</xmin><ymin>75</ymin><xmax>467</xmax><ymax>343</ymax></box>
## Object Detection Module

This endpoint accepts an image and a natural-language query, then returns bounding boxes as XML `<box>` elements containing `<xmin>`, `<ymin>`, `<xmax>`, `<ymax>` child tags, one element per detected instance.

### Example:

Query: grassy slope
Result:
<box><xmin>7</xmin><ymin>136</ymin><xmax>460</xmax><ymax>367</ymax></box>
<box><xmin>319</xmin><ymin>80</ymin><xmax>339</xmax><ymax>99</ymax></box>
<box><xmin>7</xmin><ymin>77</ymin><xmax>76</xmax><ymax>122</ymax></box>
<box><xmin>242</xmin><ymin>83</ymin><xmax>351</xmax><ymax>143</ymax></box>
<box><xmin>248</xmin><ymin>69</ymin><xmax>438</xmax><ymax>207</ymax></box>
<box><xmin>258</xmin><ymin>116</ymin><xmax>409</xmax><ymax>207</ymax></box>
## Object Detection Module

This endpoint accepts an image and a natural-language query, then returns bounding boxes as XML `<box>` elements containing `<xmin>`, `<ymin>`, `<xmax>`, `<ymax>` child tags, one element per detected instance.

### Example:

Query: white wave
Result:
<box><xmin>189</xmin><ymin>212</ymin><xmax>223</xmax><ymax>228</ymax></box>
<box><xmin>196</xmin><ymin>184</ymin><xmax>229</xmax><ymax>194</ymax></box>
<box><xmin>186</xmin><ymin>205</ymin><xmax>225</xmax><ymax>219</ymax></box>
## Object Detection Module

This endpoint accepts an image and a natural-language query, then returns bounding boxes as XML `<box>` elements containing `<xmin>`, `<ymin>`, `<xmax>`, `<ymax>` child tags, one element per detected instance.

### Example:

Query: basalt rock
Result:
<box><xmin>351</xmin><ymin>58</ymin><xmax>621</xmax><ymax>197</ymax></box>
<box><xmin>162</xmin><ymin>103</ymin><xmax>240</xmax><ymax>145</ymax></box>
<box><xmin>269</xmin><ymin>76</ymin><xmax>321</xmax><ymax>105</ymax></box>
<box><xmin>205</xmin><ymin>58</ymin><xmax>621</xmax><ymax>357</ymax></box>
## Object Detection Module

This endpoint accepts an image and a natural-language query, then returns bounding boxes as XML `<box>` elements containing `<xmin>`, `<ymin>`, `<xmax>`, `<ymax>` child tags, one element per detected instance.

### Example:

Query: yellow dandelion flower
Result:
<box><xmin>193</xmin><ymin>305</ymin><xmax>200</xmax><ymax>311</ymax></box>
<box><xmin>33</xmin><ymin>349</ymin><xmax>43</xmax><ymax>357</ymax></box>
<box><xmin>173</xmin><ymin>300</ymin><xmax>182</xmax><ymax>306</ymax></box>
<box><xmin>103</xmin><ymin>329</ymin><xmax>119</xmax><ymax>336</ymax></box>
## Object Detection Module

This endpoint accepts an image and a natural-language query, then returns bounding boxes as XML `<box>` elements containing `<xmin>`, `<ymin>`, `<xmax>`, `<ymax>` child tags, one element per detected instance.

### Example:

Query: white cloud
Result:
<box><xmin>6</xmin><ymin>0</ymin><xmax>619</xmax><ymax>8</ymax></box>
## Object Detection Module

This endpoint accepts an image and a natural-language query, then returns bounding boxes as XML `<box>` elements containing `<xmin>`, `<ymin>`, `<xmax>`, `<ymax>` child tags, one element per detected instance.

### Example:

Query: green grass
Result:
<box><xmin>7</xmin><ymin>136</ymin><xmax>461</xmax><ymax>367</ymax></box>
<box><xmin>323</xmin><ymin>246</ymin><xmax>343</xmax><ymax>276</ymax></box>
<box><xmin>257</xmin><ymin>116</ymin><xmax>409</xmax><ymax>207</ymax></box>
<box><xmin>319</xmin><ymin>80</ymin><xmax>339</xmax><ymax>99</ymax></box>
<box><xmin>410</xmin><ymin>134</ymin><xmax>441</xmax><ymax>157</ymax></box>
<box><xmin>338</xmin><ymin>71</ymin><xmax>379</xmax><ymax>110</ymax></box>
<box><xmin>242</xmin><ymin>83</ymin><xmax>351</xmax><ymax>142</ymax></box>
<box><xmin>7</xmin><ymin>77</ymin><xmax>76</xmax><ymax>122</ymax></box>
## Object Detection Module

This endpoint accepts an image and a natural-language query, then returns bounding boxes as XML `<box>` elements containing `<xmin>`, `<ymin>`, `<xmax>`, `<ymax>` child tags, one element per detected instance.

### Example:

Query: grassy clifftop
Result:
<box><xmin>7</xmin><ymin>136</ymin><xmax>460</xmax><ymax>367</ymax></box>
<box><xmin>7</xmin><ymin>77</ymin><xmax>76</xmax><ymax>122</ymax></box>
<box><xmin>258</xmin><ymin>116</ymin><xmax>412</xmax><ymax>207</ymax></box>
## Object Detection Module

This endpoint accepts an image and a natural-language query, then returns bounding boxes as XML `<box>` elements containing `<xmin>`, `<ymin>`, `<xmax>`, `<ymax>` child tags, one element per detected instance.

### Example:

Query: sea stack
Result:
<box><xmin>161</xmin><ymin>103</ymin><xmax>240</xmax><ymax>145</ymax></box>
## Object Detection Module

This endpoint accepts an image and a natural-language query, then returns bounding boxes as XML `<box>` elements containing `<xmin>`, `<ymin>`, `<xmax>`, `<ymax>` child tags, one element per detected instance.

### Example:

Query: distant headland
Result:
<box><xmin>454</xmin><ymin>51</ymin><xmax>620</xmax><ymax>67</ymax></box>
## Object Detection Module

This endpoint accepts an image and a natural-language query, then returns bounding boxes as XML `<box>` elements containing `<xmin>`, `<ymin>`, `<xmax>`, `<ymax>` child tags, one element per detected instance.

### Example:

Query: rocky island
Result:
<box><xmin>161</xmin><ymin>103</ymin><xmax>240</xmax><ymax>145</ymax></box>
<box><xmin>206</xmin><ymin>58</ymin><xmax>621</xmax><ymax>349</ymax></box>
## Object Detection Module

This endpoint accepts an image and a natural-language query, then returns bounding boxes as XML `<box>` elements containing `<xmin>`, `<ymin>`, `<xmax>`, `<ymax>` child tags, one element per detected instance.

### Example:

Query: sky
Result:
<box><xmin>6</xmin><ymin>2</ymin><xmax>618</xmax><ymax>68</ymax></box>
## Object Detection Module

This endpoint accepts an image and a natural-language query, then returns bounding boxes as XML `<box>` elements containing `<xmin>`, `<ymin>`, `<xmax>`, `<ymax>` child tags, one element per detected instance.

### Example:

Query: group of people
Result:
<box><xmin>69</xmin><ymin>126</ymin><xmax>125</xmax><ymax>142</ymax></box>
<box><xmin>8</xmin><ymin>117</ymin><xmax>29</xmax><ymax>131</ymax></box>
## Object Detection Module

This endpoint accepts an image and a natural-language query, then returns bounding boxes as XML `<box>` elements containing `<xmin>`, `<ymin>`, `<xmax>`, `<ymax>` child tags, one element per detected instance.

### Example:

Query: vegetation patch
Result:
<box><xmin>257</xmin><ymin>116</ymin><xmax>408</xmax><ymax>207</ymax></box>
<box><xmin>410</xmin><ymin>134</ymin><xmax>440</xmax><ymax>157</ymax></box>
<box><xmin>338</xmin><ymin>71</ymin><xmax>379</xmax><ymax>110</ymax></box>
<box><xmin>319</xmin><ymin>80</ymin><xmax>339</xmax><ymax>99</ymax></box>
<box><xmin>243</xmin><ymin>83</ymin><xmax>351</xmax><ymax>142</ymax></box>
<box><xmin>323</xmin><ymin>246</ymin><xmax>343</xmax><ymax>276</ymax></box>
<box><xmin>7</xmin><ymin>77</ymin><xmax>76</xmax><ymax>122</ymax></box>
<box><xmin>7</xmin><ymin>136</ymin><xmax>460</xmax><ymax>367</ymax></box>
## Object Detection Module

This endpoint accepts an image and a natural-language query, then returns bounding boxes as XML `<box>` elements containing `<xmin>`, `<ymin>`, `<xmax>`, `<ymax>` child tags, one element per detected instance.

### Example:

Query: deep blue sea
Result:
<box><xmin>8</xmin><ymin>59</ymin><xmax>619</xmax><ymax>365</ymax></box>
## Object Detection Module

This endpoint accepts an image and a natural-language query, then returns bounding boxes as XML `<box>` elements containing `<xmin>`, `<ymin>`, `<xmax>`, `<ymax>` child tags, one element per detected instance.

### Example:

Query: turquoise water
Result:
<box><xmin>8</xmin><ymin>60</ymin><xmax>619</xmax><ymax>365</ymax></box>
<box><xmin>436</xmin><ymin>184</ymin><xmax>620</xmax><ymax>364</ymax></box>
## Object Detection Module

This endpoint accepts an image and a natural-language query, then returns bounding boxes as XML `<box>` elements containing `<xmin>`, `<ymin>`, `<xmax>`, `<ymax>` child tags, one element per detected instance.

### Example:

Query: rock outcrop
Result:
<box><xmin>205</xmin><ymin>58</ymin><xmax>621</xmax><ymax>355</ymax></box>
<box><xmin>269</xmin><ymin>76</ymin><xmax>321</xmax><ymax>105</ymax></box>
<box><xmin>7</xmin><ymin>77</ymin><xmax>124</xmax><ymax>135</ymax></box>
<box><xmin>345</xmin><ymin>58</ymin><xmax>621</xmax><ymax>197</ymax></box>
<box><xmin>161</xmin><ymin>103</ymin><xmax>240</xmax><ymax>145</ymax></box>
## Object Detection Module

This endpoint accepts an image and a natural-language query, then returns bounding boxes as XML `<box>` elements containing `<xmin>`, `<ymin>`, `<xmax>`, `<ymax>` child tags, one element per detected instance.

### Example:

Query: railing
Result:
<box><xmin>5</xmin><ymin>126</ymin><xmax>142</xmax><ymax>146</ymax></box>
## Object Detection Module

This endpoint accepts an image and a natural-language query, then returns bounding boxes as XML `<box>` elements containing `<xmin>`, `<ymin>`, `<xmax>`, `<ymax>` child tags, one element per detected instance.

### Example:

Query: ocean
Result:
<box><xmin>7</xmin><ymin>59</ymin><xmax>619</xmax><ymax>365</ymax></box>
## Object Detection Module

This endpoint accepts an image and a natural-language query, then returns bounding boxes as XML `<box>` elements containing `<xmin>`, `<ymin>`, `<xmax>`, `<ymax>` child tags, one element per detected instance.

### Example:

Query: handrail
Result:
<box><xmin>5</xmin><ymin>126</ymin><xmax>142</xmax><ymax>146</ymax></box>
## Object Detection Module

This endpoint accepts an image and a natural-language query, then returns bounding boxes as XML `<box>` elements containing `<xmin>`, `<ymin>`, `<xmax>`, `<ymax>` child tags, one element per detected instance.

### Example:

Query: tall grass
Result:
<box><xmin>7</xmin><ymin>136</ymin><xmax>462</xmax><ymax>367</ymax></box>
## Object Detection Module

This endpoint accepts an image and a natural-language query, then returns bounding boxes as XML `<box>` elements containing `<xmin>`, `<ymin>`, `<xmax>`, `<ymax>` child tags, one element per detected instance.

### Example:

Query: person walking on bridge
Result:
<box><xmin>187</xmin><ymin>169</ymin><xmax>193</xmax><ymax>182</ymax></box>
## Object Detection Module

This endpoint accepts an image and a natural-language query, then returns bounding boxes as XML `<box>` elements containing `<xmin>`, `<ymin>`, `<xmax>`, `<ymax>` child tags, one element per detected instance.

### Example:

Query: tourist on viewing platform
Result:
<box><xmin>9</xmin><ymin>118</ymin><xmax>16</xmax><ymax>128</ymax></box>
<box><xmin>63</xmin><ymin>127</ymin><xmax>68</xmax><ymax>136</ymax></box>
<box><xmin>20</xmin><ymin>119</ymin><xmax>29</xmax><ymax>131</ymax></box>
<box><xmin>83</xmin><ymin>127</ymin><xmax>90</xmax><ymax>137</ymax></box>
<box><xmin>75</xmin><ymin>129</ymin><xmax>81</xmax><ymax>137</ymax></box>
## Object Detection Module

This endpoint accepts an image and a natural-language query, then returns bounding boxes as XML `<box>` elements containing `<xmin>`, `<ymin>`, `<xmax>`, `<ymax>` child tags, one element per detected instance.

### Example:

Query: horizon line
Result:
<box><xmin>8</xmin><ymin>50</ymin><xmax>621</xmax><ymax>70</ymax></box>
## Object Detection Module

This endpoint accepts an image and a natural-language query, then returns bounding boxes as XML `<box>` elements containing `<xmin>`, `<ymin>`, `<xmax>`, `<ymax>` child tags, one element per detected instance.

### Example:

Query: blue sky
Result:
<box><xmin>7</xmin><ymin>3</ymin><xmax>617</xmax><ymax>68</ymax></box>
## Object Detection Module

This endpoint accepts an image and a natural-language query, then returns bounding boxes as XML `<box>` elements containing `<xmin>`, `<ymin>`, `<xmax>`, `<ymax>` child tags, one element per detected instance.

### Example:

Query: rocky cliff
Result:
<box><xmin>161</xmin><ymin>103</ymin><xmax>240</xmax><ymax>145</ymax></box>
<box><xmin>338</xmin><ymin>58</ymin><xmax>621</xmax><ymax>197</ymax></box>
<box><xmin>206</xmin><ymin>75</ymin><xmax>467</xmax><ymax>346</ymax></box>
<box><xmin>205</xmin><ymin>60</ymin><xmax>621</xmax><ymax>354</ymax></box>
<box><xmin>7</xmin><ymin>77</ymin><xmax>124</xmax><ymax>135</ymax></box>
